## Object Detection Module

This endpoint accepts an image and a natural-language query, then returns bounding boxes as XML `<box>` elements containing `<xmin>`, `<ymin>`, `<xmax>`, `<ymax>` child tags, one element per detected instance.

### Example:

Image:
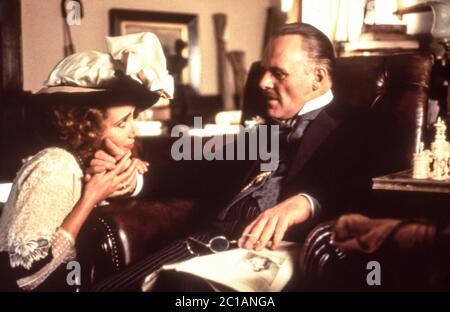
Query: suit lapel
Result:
<box><xmin>286</xmin><ymin>106</ymin><xmax>343</xmax><ymax>182</ymax></box>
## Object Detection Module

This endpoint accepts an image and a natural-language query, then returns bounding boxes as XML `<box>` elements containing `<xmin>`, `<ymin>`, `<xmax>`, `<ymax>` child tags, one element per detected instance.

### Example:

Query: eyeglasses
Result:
<box><xmin>186</xmin><ymin>236</ymin><xmax>237</xmax><ymax>256</ymax></box>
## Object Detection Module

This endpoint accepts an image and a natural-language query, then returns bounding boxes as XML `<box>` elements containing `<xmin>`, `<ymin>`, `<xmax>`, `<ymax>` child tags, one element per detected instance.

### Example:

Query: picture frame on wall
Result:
<box><xmin>109</xmin><ymin>9</ymin><xmax>200</xmax><ymax>92</ymax></box>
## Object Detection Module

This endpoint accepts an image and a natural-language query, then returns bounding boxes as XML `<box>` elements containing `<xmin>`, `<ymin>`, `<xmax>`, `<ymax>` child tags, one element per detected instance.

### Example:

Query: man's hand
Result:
<box><xmin>85</xmin><ymin>150</ymin><xmax>117</xmax><ymax>181</ymax></box>
<box><xmin>108</xmin><ymin>158</ymin><xmax>148</xmax><ymax>197</ymax></box>
<box><xmin>84</xmin><ymin>138</ymin><xmax>149</xmax><ymax>194</ymax></box>
<box><xmin>82</xmin><ymin>152</ymin><xmax>132</xmax><ymax>206</ymax></box>
<box><xmin>238</xmin><ymin>195</ymin><xmax>312</xmax><ymax>251</ymax></box>
<box><xmin>84</xmin><ymin>138</ymin><xmax>124</xmax><ymax>182</ymax></box>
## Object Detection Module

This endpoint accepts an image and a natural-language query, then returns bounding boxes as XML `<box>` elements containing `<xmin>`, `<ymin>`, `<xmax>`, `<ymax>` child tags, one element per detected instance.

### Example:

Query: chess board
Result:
<box><xmin>372</xmin><ymin>170</ymin><xmax>450</xmax><ymax>194</ymax></box>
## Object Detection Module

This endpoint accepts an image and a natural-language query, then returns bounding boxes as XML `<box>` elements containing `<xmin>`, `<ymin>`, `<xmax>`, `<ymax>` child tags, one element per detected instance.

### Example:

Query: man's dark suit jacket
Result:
<box><xmin>215</xmin><ymin>100</ymin><xmax>413</xmax><ymax>240</ymax></box>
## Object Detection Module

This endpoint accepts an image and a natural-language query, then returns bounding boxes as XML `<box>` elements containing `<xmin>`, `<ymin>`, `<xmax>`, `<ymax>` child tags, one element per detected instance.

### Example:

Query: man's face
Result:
<box><xmin>259</xmin><ymin>35</ymin><xmax>316</xmax><ymax>120</ymax></box>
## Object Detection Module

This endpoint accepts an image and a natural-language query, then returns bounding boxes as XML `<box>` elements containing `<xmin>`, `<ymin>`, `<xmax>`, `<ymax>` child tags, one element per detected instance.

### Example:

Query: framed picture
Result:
<box><xmin>109</xmin><ymin>9</ymin><xmax>200</xmax><ymax>91</ymax></box>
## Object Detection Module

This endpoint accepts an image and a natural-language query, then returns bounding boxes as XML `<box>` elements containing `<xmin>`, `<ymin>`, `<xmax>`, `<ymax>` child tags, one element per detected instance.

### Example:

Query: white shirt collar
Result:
<box><xmin>298</xmin><ymin>89</ymin><xmax>333</xmax><ymax>116</ymax></box>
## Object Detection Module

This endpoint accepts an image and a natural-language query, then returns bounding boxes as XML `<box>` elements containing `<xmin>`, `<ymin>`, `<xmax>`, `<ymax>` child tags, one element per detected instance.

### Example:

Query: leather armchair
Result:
<box><xmin>76</xmin><ymin>198</ymin><xmax>196</xmax><ymax>288</ymax></box>
<box><xmin>297</xmin><ymin>53</ymin><xmax>445</xmax><ymax>291</ymax></box>
<box><xmin>301</xmin><ymin>216</ymin><xmax>450</xmax><ymax>291</ymax></box>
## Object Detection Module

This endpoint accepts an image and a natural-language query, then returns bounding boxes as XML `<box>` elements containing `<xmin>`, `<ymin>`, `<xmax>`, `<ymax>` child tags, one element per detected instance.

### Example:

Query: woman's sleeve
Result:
<box><xmin>4</xmin><ymin>149</ymin><xmax>82</xmax><ymax>288</ymax></box>
<box><xmin>16</xmin><ymin>227</ymin><xmax>76</xmax><ymax>290</ymax></box>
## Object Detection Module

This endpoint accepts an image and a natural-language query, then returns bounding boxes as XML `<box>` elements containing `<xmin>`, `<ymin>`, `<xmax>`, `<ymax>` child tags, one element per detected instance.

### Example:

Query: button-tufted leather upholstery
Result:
<box><xmin>332</xmin><ymin>53</ymin><xmax>432</xmax><ymax>123</ymax></box>
<box><xmin>76</xmin><ymin>198</ymin><xmax>195</xmax><ymax>288</ymax></box>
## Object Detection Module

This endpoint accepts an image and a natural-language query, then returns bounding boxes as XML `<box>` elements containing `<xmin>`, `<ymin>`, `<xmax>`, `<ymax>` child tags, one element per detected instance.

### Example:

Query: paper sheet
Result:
<box><xmin>163</xmin><ymin>241</ymin><xmax>300</xmax><ymax>292</ymax></box>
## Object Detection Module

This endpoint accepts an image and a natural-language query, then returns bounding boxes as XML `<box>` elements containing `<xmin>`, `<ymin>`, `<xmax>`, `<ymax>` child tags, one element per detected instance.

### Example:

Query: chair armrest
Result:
<box><xmin>299</xmin><ymin>221</ymin><xmax>350</xmax><ymax>291</ymax></box>
<box><xmin>76</xmin><ymin>197</ymin><xmax>196</xmax><ymax>288</ymax></box>
<box><xmin>300</xmin><ymin>220</ymin><xmax>377</xmax><ymax>291</ymax></box>
<box><xmin>300</xmin><ymin>219</ymin><xmax>450</xmax><ymax>291</ymax></box>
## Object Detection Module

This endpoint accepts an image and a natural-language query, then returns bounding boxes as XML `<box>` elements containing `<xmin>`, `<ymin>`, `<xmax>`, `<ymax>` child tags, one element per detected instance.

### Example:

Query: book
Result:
<box><xmin>362</xmin><ymin>24</ymin><xmax>407</xmax><ymax>34</ymax></box>
<box><xmin>344</xmin><ymin>40</ymin><xmax>419</xmax><ymax>51</ymax></box>
<box><xmin>161</xmin><ymin>241</ymin><xmax>300</xmax><ymax>292</ymax></box>
<box><xmin>359</xmin><ymin>32</ymin><xmax>413</xmax><ymax>41</ymax></box>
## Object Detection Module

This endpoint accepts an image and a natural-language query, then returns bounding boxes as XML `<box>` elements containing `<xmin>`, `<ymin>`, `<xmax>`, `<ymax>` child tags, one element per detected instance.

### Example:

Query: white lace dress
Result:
<box><xmin>0</xmin><ymin>147</ymin><xmax>83</xmax><ymax>288</ymax></box>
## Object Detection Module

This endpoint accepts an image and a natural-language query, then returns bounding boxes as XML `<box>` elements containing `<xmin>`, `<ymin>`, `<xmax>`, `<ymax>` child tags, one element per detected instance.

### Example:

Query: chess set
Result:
<box><xmin>412</xmin><ymin>118</ymin><xmax>450</xmax><ymax>181</ymax></box>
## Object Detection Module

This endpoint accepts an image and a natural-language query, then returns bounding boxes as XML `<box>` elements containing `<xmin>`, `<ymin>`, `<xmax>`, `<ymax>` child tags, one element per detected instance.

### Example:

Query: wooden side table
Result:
<box><xmin>372</xmin><ymin>169</ymin><xmax>450</xmax><ymax>194</ymax></box>
<box><xmin>372</xmin><ymin>170</ymin><xmax>450</xmax><ymax>220</ymax></box>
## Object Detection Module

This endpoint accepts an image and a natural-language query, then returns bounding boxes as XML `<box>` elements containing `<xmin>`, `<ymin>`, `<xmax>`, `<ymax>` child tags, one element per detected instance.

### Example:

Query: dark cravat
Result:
<box><xmin>252</xmin><ymin>115</ymin><xmax>312</xmax><ymax>210</ymax></box>
<box><xmin>220</xmin><ymin>107</ymin><xmax>325</xmax><ymax>220</ymax></box>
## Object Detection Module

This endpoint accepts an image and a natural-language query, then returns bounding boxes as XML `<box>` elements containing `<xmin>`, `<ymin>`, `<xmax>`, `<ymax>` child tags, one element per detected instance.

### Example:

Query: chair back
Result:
<box><xmin>241</xmin><ymin>53</ymin><xmax>433</xmax><ymax>128</ymax></box>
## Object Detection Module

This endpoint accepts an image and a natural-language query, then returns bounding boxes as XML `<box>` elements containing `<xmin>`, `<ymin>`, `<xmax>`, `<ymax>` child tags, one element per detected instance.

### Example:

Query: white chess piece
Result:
<box><xmin>412</xmin><ymin>142</ymin><xmax>432</xmax><ymax>179</ymax></box>
<box><xmin>430</xmin><ymin>118</ymin><xmax>449</xmax><ymax>180</ymax></box>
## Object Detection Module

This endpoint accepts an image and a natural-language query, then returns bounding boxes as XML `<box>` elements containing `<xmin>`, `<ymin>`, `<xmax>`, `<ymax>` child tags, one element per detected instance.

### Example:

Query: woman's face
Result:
<box><xmin>102</xmin><ymin>105</ymin><xmax>136</xmax><ymax>153</ymax></box>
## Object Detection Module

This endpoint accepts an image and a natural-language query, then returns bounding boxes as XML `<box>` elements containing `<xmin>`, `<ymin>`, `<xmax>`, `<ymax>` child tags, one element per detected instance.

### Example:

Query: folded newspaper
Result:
<box><xmin>162</xmin><ymin>241</ymin><xmax>300</xmax><ymax>292</ymax></box>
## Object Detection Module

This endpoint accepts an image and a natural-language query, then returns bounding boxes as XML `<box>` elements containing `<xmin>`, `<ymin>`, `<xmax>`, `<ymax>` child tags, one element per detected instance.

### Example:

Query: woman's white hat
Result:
<box><xmin>43</xmin><ymin>32</ymin><xmax>174</xmax><ymax>100</ymax></box>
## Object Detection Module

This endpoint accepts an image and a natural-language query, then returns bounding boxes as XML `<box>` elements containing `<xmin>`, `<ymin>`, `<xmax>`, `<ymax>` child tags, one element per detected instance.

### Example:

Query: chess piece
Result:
<box><xmin>430</xmin><ymin>118</ymin><xmax>450</xmax><ymax>180</ymax></box>
<box><xmin>412</xmin><ymin>142</ymin><xmax>432</xmax><ymax>179</ymax></box>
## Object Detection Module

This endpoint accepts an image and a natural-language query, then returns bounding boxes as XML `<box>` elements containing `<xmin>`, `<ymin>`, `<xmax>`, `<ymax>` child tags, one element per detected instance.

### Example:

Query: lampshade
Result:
<box><xmin>394</xmin><ymin>1</ymin><xmax>450</xmax><ymax>39</ymax></box>
<box><xmin>429</xmin><ymin>1</ymin><xmax>450</xmax><ymax>39</ymax></box>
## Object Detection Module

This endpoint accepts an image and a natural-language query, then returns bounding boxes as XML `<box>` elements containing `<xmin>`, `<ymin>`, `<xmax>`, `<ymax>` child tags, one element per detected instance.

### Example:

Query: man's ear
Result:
<box><xmin>313</xmin><ymin>66</ymin><xmax>328</xmax><ymax>84</ymax></box>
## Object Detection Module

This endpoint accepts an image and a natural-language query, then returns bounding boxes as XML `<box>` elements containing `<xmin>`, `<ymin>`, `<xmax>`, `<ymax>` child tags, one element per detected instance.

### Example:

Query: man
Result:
<box><xmin>93</xmin><ymin>23</ymin><xmax>408</xmax><ymax>291</ymax></box>
<box><xmin>236</xmin><ymin>22</ymin><xmax>335</xmax><ymax>250</ymax></box>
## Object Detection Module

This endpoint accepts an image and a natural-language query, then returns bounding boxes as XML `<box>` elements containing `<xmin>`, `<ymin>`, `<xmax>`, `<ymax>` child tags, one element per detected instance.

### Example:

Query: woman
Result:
<box><xmin>0</xmin><ymin>32</ymin><xmax>173</xmax><ymax>291</ymax></box>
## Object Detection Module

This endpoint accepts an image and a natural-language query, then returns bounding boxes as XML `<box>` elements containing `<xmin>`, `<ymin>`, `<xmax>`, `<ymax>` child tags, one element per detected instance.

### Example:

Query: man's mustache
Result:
<box><xmin>262</xmin><ymin>90</ymin><xmax>280</xmax><ymax>101</ymax></box>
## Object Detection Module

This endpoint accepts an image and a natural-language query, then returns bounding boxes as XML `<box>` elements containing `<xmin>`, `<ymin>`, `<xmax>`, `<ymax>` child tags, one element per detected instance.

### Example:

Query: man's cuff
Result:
<box><xmin>298</xmin><ymin>193</ymin><xmax>320</xmax><ymax>218</ymax></box>
<box><xmin>130</xmin><ymin>173</ymin><xmax>144</xmax><ymax>197</ymax></box>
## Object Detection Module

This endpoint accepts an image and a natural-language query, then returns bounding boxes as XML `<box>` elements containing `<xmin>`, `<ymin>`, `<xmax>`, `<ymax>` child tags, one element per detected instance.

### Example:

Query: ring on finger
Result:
<box><xmin>253</xmin><ymin>240</ymin><xmax>263</xmax><ymax>250</ymax></box>
<box><xmin>245</xmin><ymin>234</ymin><xmax>260</xmax><ymax>243</ymax></box>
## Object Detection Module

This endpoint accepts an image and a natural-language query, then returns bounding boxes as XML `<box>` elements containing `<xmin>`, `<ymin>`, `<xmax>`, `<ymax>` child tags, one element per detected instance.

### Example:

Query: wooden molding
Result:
<box><xmin>0</xmin><ymin>0</ymin><xmax>22</xmax><ymax>91</ymax></box>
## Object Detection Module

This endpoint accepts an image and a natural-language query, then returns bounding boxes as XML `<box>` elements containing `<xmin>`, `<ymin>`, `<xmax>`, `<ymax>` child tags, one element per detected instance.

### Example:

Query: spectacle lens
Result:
<box><xmin>209</xmin><ymin>236</ymin><xmax>230</xmax><ymax>253</ymax></box>
<box><xmin>186</xmin><ymin>235</ymin><xmax>237</xmax><ymax>256</ymax></box>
